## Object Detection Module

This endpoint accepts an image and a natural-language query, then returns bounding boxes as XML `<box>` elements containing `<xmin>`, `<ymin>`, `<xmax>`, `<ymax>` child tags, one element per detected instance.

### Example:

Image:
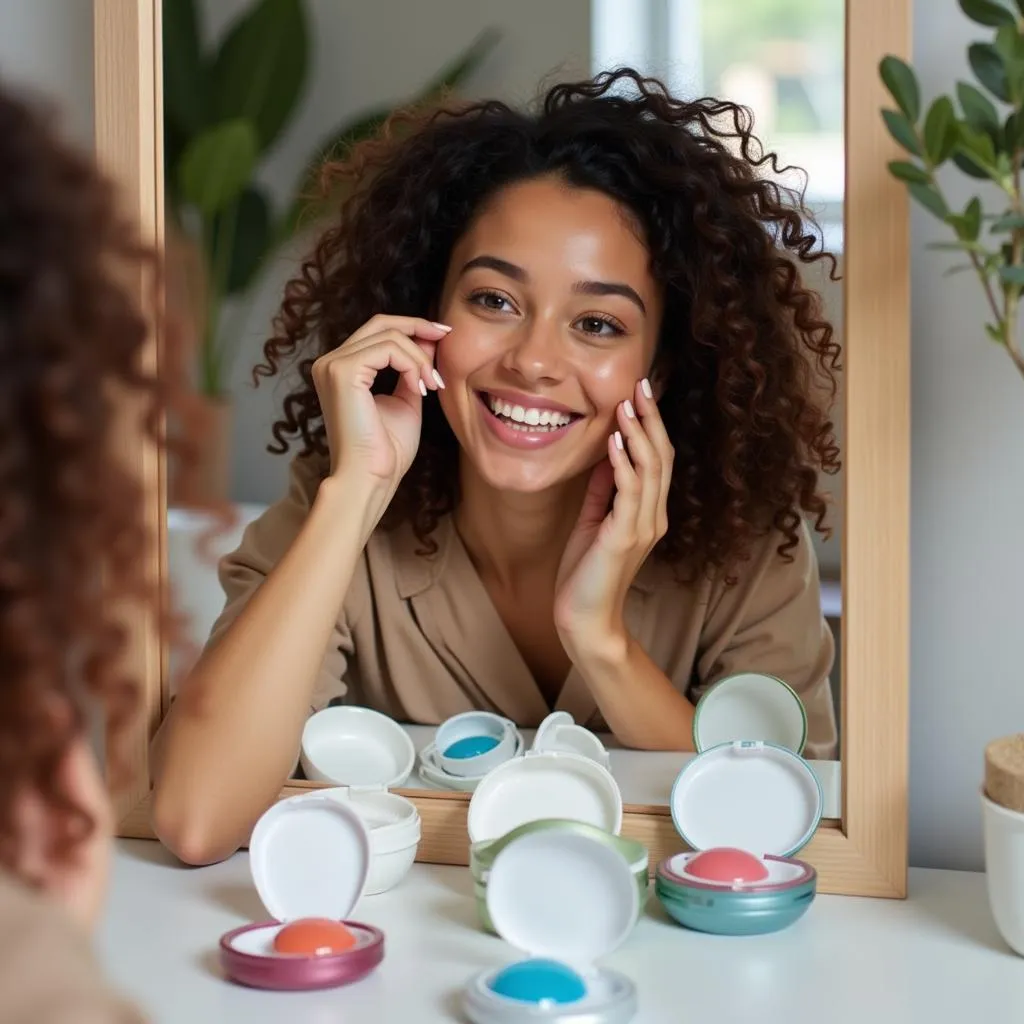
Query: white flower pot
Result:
<box><xmin>982</xmin><ymin>790</ymin><xmax>1024</xmax><ymax>956</ymax></box>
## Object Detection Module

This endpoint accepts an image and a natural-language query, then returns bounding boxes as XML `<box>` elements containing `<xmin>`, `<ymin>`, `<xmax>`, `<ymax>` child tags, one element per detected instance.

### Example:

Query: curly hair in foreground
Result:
<box><xmin>0</xmin><ymin>85</ymin><xmax>214</xmax><ymax>875</ymax></box>
<box><xmin>255</xmin><ymin>67</ymin><xmax>842</xmax><ymax>579</ymax></box>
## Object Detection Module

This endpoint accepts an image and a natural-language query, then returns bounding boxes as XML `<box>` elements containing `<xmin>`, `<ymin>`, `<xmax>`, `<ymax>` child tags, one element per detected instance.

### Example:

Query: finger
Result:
<box><xmin>316</xmin><ymin>335</ymin><xmax>433</xmax><ymax>403</ymax></box>
<box><xmin>348</xmin><ymin>328</ymin><xmax>445</xmax><ymax>394</ymax></box>
<box><xmin>606</xmin><ymin>430</ymin><xmax>641</xmax><ymax>547</ymax></box>
<box><xmin>634</xmin><ymin>377</ymin><xmax>674</xmax><ymax>496</ymax></box>
<box><xmin>577</xmin><ymin>457</ymin><xmax>616</xmax><ymax>530</ymax></box>
<box><xmin>616</xmin><ymin>398</ymin><xmax>662</xmax><ymax>544</ymax></box>
<box><xmin>346</xmin><ymin>314</ymin><xmax>452</xmax><ymax>348</ymax></box>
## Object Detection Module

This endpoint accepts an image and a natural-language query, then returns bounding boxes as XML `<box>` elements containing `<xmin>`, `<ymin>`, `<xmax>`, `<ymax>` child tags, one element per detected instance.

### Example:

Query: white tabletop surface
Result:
<box><xmin>400</xmin><ymin>724</ymin><xmax>843</xmax><ymax>818</ymax></box>
<box><xmin>100</xmin><ymin>839</ymin><xmax>1022</xmax><ymax>1024</ymax></box>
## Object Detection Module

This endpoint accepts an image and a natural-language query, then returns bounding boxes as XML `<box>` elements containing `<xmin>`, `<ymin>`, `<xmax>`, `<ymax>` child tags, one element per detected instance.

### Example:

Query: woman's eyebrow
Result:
<box><xmin>460</xmin><ymin>254</ymin><xmax>647</xmax><ymax>316</ymax></box>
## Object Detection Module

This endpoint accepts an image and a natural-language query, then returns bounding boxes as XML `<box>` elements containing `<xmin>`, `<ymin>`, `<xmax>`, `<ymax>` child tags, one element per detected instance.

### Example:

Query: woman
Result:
<box><xmin>152</xmin><ymin>68</ymin><xmax>841</xmax><ymax>867</ymax></box>
<box><xmin>0</xmin><ymin>83</ymin><xmax>205</xmax><ymax>1020</ymax></box>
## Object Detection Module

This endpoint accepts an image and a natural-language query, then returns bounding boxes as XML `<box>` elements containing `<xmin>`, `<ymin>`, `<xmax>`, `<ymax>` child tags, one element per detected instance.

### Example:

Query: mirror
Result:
<box><xmin>97</xmin><ymin>0</ymin><xmax>909</xmax><ymax>897</ymax></box>
<box><xmin>164</xmin><ymin>0</ymin><xmax>843</xmax><ymax>814</ymax></box>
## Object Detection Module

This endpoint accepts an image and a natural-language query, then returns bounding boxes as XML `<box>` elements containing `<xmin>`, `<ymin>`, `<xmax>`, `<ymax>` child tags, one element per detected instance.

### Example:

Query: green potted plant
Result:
<box><xmin>878</xmin><ymin>0</ymin><xmax>1024</xmax><ymax>377</ymax></box>
<box><xmin>163</xmin><ymin>0</ymin><xmax>497</xmax><ymax>499</ymax></box>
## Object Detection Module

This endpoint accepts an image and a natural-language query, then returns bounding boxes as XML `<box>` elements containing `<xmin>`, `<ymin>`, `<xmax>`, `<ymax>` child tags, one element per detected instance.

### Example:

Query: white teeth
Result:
<box><xmin>486</xmin><ymin>394</ymin><xmax>572</xmax><ymax>430</ymax></box>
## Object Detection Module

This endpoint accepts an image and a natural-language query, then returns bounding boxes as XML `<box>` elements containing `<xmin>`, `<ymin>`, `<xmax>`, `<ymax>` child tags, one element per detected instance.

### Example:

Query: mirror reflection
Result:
<box><xmin>157</xmin><ymin>0</ymin><xmax>845</xmax><ymax>854</ymax></box>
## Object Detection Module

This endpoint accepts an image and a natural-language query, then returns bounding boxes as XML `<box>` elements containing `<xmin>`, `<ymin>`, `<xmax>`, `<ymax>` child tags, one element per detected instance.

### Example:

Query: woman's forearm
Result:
<box><xmin>150</xmin><ymin>473</ymin><xmax>385</xmax><ymax>865</ymax></box>
<box><xmin>565</xmin><ymin>632</ymin><xmax>695</xmax><ymax>751</ymax></box>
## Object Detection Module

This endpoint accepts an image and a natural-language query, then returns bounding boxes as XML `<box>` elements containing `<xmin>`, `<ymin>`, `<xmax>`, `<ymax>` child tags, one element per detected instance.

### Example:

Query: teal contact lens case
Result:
<box><xmin>462</xmin><ymin>828</ymin><xmax>638</xmax><ymax>1024</ymax></box>
<box><xmin>655</xmin><ymin>740</ymin><xmax>822</xmax><ymax>935</ymax></box>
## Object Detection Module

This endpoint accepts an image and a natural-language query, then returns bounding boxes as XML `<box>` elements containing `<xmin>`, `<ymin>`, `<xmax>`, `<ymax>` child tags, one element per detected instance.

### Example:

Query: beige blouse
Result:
<box><xmin>0</xmin><ymin>870</ymin><xmax>145</xmax><ymax>1023</ymax></box>
<box><xmin>207</xmin><ymin>456</ymin><xmax>838</xmax><ymax>759</ymax></box>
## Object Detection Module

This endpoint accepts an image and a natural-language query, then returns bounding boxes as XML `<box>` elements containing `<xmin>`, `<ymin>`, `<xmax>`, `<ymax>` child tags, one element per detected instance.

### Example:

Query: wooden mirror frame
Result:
<box><xmin>96</xmin><ymin>0</ymin><xmax>910</xmax><ymax>897</ymax></box>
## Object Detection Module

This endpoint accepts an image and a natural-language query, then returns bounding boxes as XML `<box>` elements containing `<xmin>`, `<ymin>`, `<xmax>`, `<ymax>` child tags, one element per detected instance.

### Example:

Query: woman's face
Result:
<box><xmin>435</xmin><ymin>176</ymin><xmax>663</xmax><ymax>494</ymax></box>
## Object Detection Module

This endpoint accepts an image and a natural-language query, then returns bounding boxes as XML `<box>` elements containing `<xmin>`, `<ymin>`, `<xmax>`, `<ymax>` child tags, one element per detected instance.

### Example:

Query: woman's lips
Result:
<box><xmin>475</xmin><ymin>391</ymin><xmax>581</xmax><ymax>450</ymax></box>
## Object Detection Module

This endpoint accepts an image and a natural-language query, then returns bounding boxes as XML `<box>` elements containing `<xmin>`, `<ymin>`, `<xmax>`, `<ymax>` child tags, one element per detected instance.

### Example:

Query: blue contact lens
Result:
<box><xmin>489</xmin><ymin>959</ymin><xmax>586</xmax><ymax>1004</ymax></box>
<box><xmin>443</xmin><ymin>735</ymin><xmax>499</xmax><ymax>759</ymax></box>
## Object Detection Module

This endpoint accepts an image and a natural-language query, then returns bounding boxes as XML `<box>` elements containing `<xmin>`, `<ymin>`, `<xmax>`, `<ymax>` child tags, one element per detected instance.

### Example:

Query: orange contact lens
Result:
<box><xmin>687</xmin><ymin>847</ymin><xmax>769</xmax><ymax>883</ymax></box>
<box><xmin>273</xmin><ymin>918</ymin><xmax>357</xmax><ymax>957</ymax></box>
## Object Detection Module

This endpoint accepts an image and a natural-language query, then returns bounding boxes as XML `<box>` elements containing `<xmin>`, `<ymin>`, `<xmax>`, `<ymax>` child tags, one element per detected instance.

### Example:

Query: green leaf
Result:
<box><xmin>217</xmin><ymin>186</ymin><xmax>272</xmax><ymax>294</ymax></box>
<box><xmin>924</xmin><ymin>97</ymin><xmax>959</xmax><ymax>164</ymax></box>
<box><xmin>969</xmin><ymin>42</ymin><xmax>1011</xmax><ymax>102</ymax></box>
<box><xmin>965</xmin><ymin>196</ymin><xmax>983</xmax><ymax>239</ymax></box>
<box><xmin>163</xmin><ymin>0</ymin><xmax>209</xmax><ymax>137</ymax></box>
<box><xmin>994</xmin><ymin>24</ymin><xmax>1024</xmax><ymax>101</ymax></box>
<box><xmin>1005</xmin><ymin>110</ymin><xmax>1024</xmax><ymax>147</ymax></box>
<box><xmin>177</xmin><ymin>119</ymin><xmax>259</xmax><ymax>216</ymax></box>
<box><xmin>908</xmin><ymin>182</ymin><xmax>949</xmax><ymax>218</ymax></box>
<box><xmin>990</xmin><ymin>210</ymin><xmax>1024</xmax><ymax>231</ymax></box>
<box><xmin>999</xmin><ymin>264</ymin><xmax>1024</xmax><ymax>283</ymax></box>
<box><xmin>986</xmin><ymin>322</ymin><xmax>1008</xmax><ymax>343</ymax></box>
<box><xmin>888</xmin><ymin>159</ymin><xmax>931</xmax><ymax>183</ymax></box>
<box><xmin>957</xmin><ymin>80</ymin><xmax>1001</xmax><ymax>133</ymax></box>
<box><xmin>959</xmin><ymin>0</ymin><xmax>1017</xmax><ymax>27</ymax></box>
<box><xmin>879</xmin><ymin>56</ymin><xmax>921</xmax><ymax>121</ymax></box>
<box><xmin>882</xmin><ymin>109</ymin><xmax>923</xmax><ymax>156</ymax></box>
<box><xmin>957</xmin><ymin>121</ymin><xmax>1000</xmax><ymax>169</ymax></box>
<box><xmin>943</xmin><ymin>263</ymin><xmax>976</xmax><ymax>277</ymax></box>
<box><xmin>213</xmin><ymin>0</ymin><xmax>309</xmax><ymax>153</ymax></box>
<box><xmin>953</xmin><ymin>150</ymin><xmax>995</xmax><ymax>177</ymax></box>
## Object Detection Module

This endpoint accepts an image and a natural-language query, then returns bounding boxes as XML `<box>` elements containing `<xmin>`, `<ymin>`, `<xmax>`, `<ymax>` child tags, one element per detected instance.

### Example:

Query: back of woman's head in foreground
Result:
<box><xmin>0</xmin><ymin>84</ymin><xmax>206</xmax><ymax>879</ymax></box>
<box><xmin>257</xmin><ymin>67</ymin><xmax>841</xmax><ymax>580</ymax></box>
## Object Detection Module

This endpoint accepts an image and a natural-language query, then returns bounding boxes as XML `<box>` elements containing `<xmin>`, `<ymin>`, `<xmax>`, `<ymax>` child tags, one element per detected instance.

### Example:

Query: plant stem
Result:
<box><xmin>203</xmin><ymin>197</ymin><xmax>241</xmax><ymax>397</ymax></box>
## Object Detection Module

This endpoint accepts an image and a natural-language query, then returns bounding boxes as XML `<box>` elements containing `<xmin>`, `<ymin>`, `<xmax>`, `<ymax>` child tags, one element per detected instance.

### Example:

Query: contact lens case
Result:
<box><xmin>467</xmin><ymin>748</ymin><xmax>623</xmax><ymax>846</ymax></box>
<box><xmin>219</xmin><ymin>794</ymin><xmax>384</xmax><ymax>990</ymax></box>
<box><xmin>300</xmin><ymin>705</ymin><xmax>415</xmax><ymax>788</ymax></box>
<box><xmin>692</xmin><ymin>671</ymin><xmax>808</xmax><ymax>755</ymax></box>
<box><xmin>470</xmin><ymin>819</ymin><xmax>649</xmax><ymax>935</ymax></box>
<box><xmin>434</xmin><ymin>711</ymin><xmax>522</xmax><ymax>777</ymax></box>
<box><xmin>462</xmin><ymin>828</ymin><xmax>638</xmax><ymax>1024</ymax></box>
<box><xmin>654</xmin><ymin>740</ymin><xmax>822</xmax><ymax>935</ymax></box>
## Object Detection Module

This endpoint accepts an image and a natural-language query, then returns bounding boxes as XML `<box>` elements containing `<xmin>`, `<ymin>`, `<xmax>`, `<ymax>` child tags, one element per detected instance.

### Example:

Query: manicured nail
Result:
<box><xmin>623</xmin><ymin>399</ymin><xmax>635</xmax><ymax>419</ymax></box>
<box><xmin>431</xmin><ymin>322</ymin><xmax>453</xmax><ymax>332</ymax></box>
<box><xmin>432</xmin><ymin>369</ymin><xmax>445</xmax><ymax>388</ymax></box>
<box><xmin>641</xmin><ymin>378</ymin><xmax>653</xmax><ymax>399</ymax></box>
<box><xmin>614</xmin><ymin>430</ymin><xmax>624</xmax><ymax>450</ymax></box>
<box><xmin>418</xmin><ymin>379</ymin><xmax>428</xmax><ymax>397</ymax></box>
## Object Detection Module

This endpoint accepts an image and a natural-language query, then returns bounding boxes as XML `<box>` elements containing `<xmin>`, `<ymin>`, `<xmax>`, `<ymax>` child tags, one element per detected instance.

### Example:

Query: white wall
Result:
<box><xmin>0</xmin><ymin>0</ymin><xmax>1012</xmax><ymax>873</ymax></box>
<box><xmin>908</xmin><ymin>5</ymin><xmax>1024</xmax><ymax>871</ymax></box>
<box><xmin>0</xmin><ymin>0</ymin><xmax>93</xmax><ymax>145</ymax></box>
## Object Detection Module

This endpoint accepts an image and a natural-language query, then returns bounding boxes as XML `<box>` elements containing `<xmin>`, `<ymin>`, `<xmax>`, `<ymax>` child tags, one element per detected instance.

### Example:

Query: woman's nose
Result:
<box><xmin>502</xmin><ymin>321</ymin><xmax>563</xmax><ymax>383</ymax></box>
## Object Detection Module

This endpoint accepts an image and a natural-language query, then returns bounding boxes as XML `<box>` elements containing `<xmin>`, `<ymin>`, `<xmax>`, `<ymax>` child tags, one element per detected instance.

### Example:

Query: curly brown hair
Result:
<box><xmin>255</xmin><ymin>68</ymin><xmax>841</xmax><ymax>579</ymax></box>
<box><xmin>0</xmin><ymin>85</ymin><xmax>213</xmax><ymax>873</ymax></box>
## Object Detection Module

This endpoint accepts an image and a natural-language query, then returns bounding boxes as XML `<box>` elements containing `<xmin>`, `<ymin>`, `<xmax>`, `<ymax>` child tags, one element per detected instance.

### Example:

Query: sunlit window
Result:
<box><xmin>591</xmin><ymin>0</ymin><xmax>844</xmax><ymax>250</ymax></box>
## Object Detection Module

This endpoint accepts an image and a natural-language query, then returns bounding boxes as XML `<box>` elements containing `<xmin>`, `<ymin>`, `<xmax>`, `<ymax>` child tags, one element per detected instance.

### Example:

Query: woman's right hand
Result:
<box><xmin>311</xmin><ymin>315</ymin><xmax>450</xmax><ymax>487</ymax></box>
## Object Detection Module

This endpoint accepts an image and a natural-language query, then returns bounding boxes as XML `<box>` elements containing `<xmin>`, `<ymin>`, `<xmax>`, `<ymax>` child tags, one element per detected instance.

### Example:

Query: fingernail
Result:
<box><xmin>623</xmin><ymin>399</ymin><xmax>635</xmax><ymax>419</ymax></box>
<box><xmin>614</xmin><ymin>430</ymin><xmax>624</xmax><ymax>450</ymax></box>
<box><xmin>432</xmin><ymin>369</ymin><xmax>445</xmax><ymax>388</ymax></box>
<box><xmin>641</xmin><ymin>378</ymin><xmax>653</xmax><ymax>399</ymax></box>
<box><xmin>431</xmin><ymin>322</ymin><xmax>453</xmax><ymax>332</ymax></box>
<box><xmin>418</xmin><ymin>379</ymin><xmax>428</xmax><ymax>397</ymax></box>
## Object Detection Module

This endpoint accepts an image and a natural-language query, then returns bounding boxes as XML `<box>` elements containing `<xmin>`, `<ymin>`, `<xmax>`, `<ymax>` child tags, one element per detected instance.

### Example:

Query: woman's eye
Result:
<box><xmin>576</xmin><ymin>315</ymin><xmax>622</xmax><ymax>337</ymax></box>
<box><xmin>471</xmin><ymin>291</ymin><xmax>514</xmax><ymax>312</ymax></box>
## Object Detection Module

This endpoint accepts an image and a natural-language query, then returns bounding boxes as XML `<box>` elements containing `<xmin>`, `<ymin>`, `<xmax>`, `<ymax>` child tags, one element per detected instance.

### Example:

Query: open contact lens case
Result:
<box><xmin>655</xmin><ymin>740</ymin><xmax>822</xmax><ymax>935</ymax></box>
<box><xmin>433</xmin><ymin>711</ymin><xmax>522</xmax><ymax>778</ymax></box>
<box><xmin>467</xmin><ymin>749</ymin><xmax>623</xmax><ymax>847</ymax></box>
<box><xmin>219</xmin><ymin>795</ymin><xmax>385</xmax><ymax>990</ymax></box>
<box><xmin>300</xmin><ymin>705</ymin><xmax>415</xmax><ymax>789</ymax></box>
<box><xmin>692</xmin><ymin>672</ymin><xmax>808</xmax><ymax>755</ymax></box>
<box><xmin>462</xmin><ymin>829</ymin><xmax>638</xmax><ymax>1024</ymax></box>
<box><xmin>530</xmin><ymin>711</ymin><xmax>611</xmax><ymax>770</ymax></box>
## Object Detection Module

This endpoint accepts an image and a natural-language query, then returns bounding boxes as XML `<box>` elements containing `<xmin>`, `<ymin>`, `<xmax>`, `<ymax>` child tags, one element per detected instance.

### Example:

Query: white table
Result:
<box><xmin>100</xmin><ymin>839</ymin><xmax>1022</xmax><ymax>1024</ymax></box>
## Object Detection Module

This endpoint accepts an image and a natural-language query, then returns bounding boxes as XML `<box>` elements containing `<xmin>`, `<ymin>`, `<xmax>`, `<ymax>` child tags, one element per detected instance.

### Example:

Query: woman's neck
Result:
<box><xmin>453</xmin><ymin>459</ymin><xmax>589</xmax><ymax>593</ymax></box>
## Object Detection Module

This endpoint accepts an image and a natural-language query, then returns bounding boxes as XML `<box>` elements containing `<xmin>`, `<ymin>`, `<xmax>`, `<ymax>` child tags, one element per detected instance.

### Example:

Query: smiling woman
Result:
<box><xmin>148</xmin><ymin>66</ymin><xmax>844</xmax><ymax>868</ymax></box>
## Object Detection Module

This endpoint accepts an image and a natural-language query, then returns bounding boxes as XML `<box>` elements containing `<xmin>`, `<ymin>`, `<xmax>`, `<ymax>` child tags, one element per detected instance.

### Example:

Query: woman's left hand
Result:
<box><xmin>554</xmin><ymin>378</ymin><xmax>673</xmax><ymax>649</ymax></box>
